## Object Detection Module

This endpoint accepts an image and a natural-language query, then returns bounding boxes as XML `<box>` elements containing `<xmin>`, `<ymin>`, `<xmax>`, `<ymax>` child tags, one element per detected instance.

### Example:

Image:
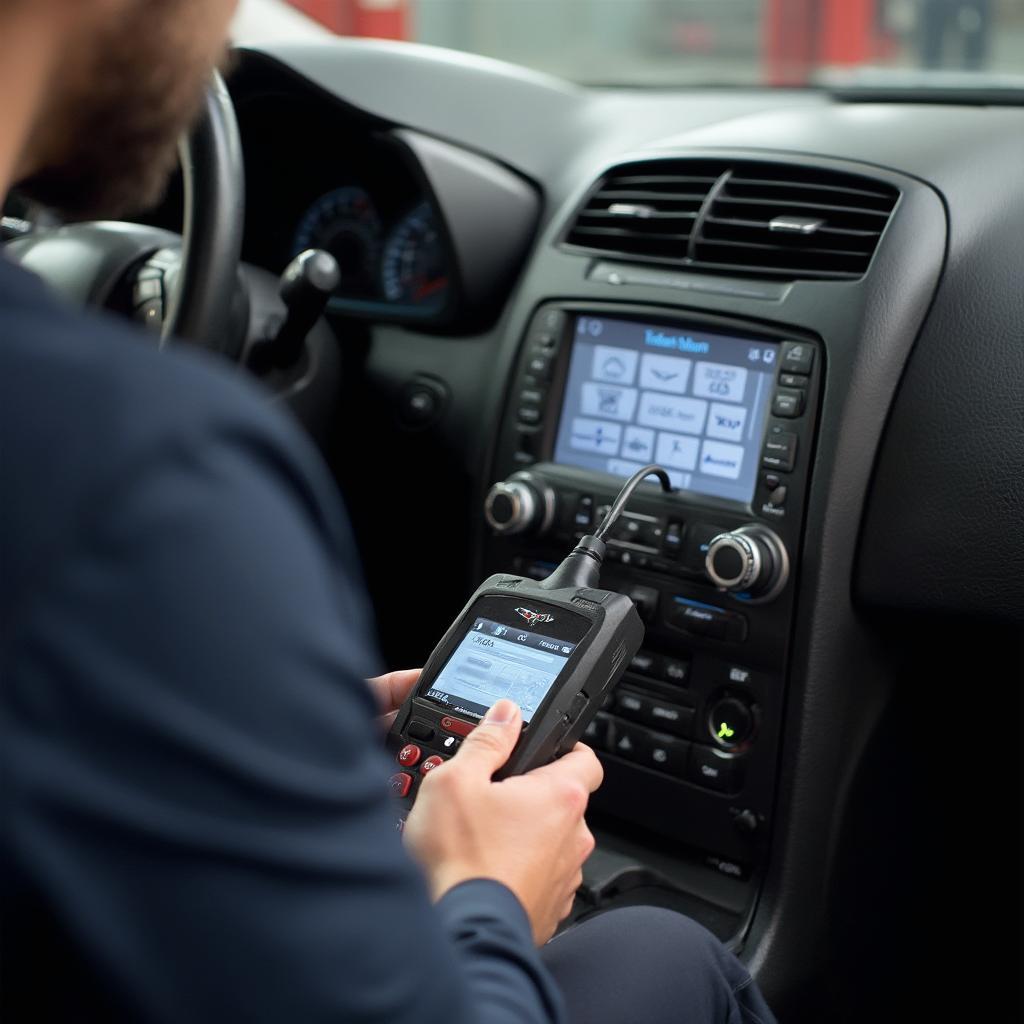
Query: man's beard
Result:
<box><xmin>16</xmin><ymin>9</ymin><xmax>228</xmax><ymax>222</ymax></box>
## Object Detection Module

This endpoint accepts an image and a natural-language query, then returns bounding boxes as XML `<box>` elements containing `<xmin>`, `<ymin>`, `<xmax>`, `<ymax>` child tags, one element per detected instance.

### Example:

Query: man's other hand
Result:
<box><xmin>403</xmin><ymin>699</ymin><xmax>602</xmax><ymax>946</ymax></box>
<box><xmin>368</xmin><ymin>668</ymin><xmax>421</xmax><ymax>728</ymax></box>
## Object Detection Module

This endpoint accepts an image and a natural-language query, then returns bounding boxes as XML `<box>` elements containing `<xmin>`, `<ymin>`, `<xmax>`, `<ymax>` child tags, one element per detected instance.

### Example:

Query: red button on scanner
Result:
<box><xmin>390</xmin><ymin>772</ymin><xmax>413</xmax><ymax>797</ymax></box>
<box><xmin>441</xmin><ymin>716</ymin><xmax>476</xmax><ymax>738</ymax></box>
<box><xmin>420</xmin><ymin>755</ymin><xmax>445</xmax><ymax>776</ymax></box>
<box><xmin>397</xmin><ymin>744</ymin><xmax>422</xmax><ymax>767</ymax></box>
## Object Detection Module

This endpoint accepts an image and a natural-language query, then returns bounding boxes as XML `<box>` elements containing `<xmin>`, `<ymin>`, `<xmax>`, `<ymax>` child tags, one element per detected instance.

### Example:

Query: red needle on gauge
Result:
<box><xmin>415</xmin><ymin>277</ymin><xmax>449</xmax><ymax>301</ymax></box>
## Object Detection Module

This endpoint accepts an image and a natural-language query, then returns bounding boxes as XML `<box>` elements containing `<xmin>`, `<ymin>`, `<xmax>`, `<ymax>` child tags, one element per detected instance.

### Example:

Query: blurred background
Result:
<box><xmin>233</xmin><ymin>0</ymin><xmax>1024</xmax><ymax>86</ymax></box>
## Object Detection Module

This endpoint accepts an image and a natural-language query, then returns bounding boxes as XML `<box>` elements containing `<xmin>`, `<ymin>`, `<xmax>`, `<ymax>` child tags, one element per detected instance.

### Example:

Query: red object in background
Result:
<box><xmin>286</xmin><ymin>0</ymin><xmax>408</xmax><ymax>40</ymax></box>
<box><xmin>819</xmin><ymin>0</ymin><xmax>874</xmax><ymax>66</ymax></box>
<box><xmin>763</xmin><ymin>0</ymin><xmax>877</xmax><ymax>85</ymax></box>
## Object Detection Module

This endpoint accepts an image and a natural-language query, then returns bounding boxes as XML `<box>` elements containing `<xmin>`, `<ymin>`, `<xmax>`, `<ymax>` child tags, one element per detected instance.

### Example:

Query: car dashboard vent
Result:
<box><xmin>562</xmin><ymin>159</ymin><xmax>900</xmax><ymax>281</ymax></box>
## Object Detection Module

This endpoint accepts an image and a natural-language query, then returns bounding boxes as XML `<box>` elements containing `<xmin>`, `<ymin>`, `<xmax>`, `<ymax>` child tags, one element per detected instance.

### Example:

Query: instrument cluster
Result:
<box><xmin>292</xmin><ymin>185</ymin><xmax>451</xmax><ymax>319</ymax></box>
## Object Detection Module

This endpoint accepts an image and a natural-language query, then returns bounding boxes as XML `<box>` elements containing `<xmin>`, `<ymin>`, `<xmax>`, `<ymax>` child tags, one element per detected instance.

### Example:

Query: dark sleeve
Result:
<box><xmin>3</xmin><ymin>407</ymin><xmax>564</xmax><ymax>1024</ymax></box>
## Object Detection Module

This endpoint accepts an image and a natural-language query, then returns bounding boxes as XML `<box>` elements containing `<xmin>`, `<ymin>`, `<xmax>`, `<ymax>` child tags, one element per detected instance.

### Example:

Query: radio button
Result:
<box><xmin>641</xmin><ymin>522</ymin><xmax>665</xmax><ymax>548</ymax></box>
<box><xmin>636</xmin><ymin>731</ymin><xmax>691</xmax><ymax>777</ymax></box>
<box><xmin>663</xmin><ymin>521</ymin><xmax>684</xmax><ymax>555</ymax></box>
<box><xmin>616</xmin><ymin>691</ymin><xmax>646</xmax><ymax>717</ymax></box>
<box><xmin>628</xmin><ymin>650</ymin><xmax>661</xmax><ymax>677</ymax></box>
<box><xmin>771</xmin><ymin>389</ymin><xmax>804</xmax><ymax>418</ymax></box>
<box><xmin>626</xmin><ymin>584</ymin><xmax>659</xmax><ymax>623</ymax></box>
<box><xmin>616</xmin><ymin>690</ymin><xmax>694</xmax><ymax>738</ymax></box>
<box><xmin>761</xmin><ymin>429</ymin><xmax>797</xmax><ymax>472</ymax></box>
<box><xmin>573</xmin><ymin>495</ymin><xmax>594</xmax><ymax>530</ymax></box>
<box><xmin>688</xmin><ymin>746</ymin><xmax>743</xmax><ymax>793</ymax></box>
<box><xmin>527</xmin><ymin>354</ymin><xmax>553</xmax><ymax>379</ymax></box>
<box><xmin>669</xmin><ymin>597</ymin><xmax>748</xmax><ymax>643</ymax></box>
<box><xmin>530</xmin><ymin>307</ymin><xmax>566</xmax><ymax>339</ymax></box>
<box><xmin>780</xmin><ymin>341</ymin><xmax>815</xmax><ymax>375</ymax></box>
<box><xmin>609</xmin><ymin>720</ymin><xmax>645</xmax><ymax>761</ymax></box>
<box><xmin>662</xmin><ymin>658</ymin><xmax>690</xmax><ymax>686</ymax></box>
<box><xmin>648</xmin><ymin>700</ymin><xmax>695</xmax><ymax>738</ymax></box>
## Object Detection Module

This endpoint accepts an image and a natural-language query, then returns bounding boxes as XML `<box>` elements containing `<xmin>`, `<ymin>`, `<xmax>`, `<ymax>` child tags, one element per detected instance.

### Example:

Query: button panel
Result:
<box><xmin>762</xmin><ymin>428</ymin><xmax>798</xmax><ymax>472</ymax></box>
<box><xmin>485</xmin><ymin>303</ymin><xmax>822</xmax><ymax>863</ymax></box>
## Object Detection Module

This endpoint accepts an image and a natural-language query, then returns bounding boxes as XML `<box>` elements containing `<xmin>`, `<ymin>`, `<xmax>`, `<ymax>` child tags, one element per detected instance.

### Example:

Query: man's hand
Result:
<box><xmin>368</xmin><ymin>668</ymin><xmax>420</xmax><ymax>728</ymax></box>
<box><xmin>402</xmin><ymin>698</ymin><xmax>602</xmax><ymax>946</ymax></box>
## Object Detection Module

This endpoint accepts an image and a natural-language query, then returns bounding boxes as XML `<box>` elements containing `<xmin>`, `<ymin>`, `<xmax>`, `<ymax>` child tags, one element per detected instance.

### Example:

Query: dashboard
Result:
<box><xmin>227</xmin><ymin>40</ymin><xmax>1023</xmax><ymax>1023</ymax></box>
<box><xmin>237</xmin><ymin>89</ymin><xmax>454</xmax><ymax>321</ymax></box>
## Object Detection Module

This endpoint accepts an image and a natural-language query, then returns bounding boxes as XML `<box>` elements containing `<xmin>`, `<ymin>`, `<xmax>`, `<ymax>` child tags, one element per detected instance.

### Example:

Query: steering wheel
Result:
<box><xmin>6</xmin><ymin>72</ymin><xmax>246</xmax><ymax>359</ymax></box>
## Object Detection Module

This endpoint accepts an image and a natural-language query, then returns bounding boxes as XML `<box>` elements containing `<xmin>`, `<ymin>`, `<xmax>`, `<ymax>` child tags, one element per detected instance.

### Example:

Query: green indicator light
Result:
<box><xmin>717</xmin><ymin>722</ymin><xmax>735</xmax><ymax>740</ymax></box>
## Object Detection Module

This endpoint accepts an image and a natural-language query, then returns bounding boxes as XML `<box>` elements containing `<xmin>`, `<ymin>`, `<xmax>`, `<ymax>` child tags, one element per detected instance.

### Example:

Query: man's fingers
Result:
<box><xmin>452</xmin><ymin>700</ymin><xmax>522</xmax><ymax>777</ymax></box>
<box><xmin>367</xmin><ymin>669</ymin><xmax>421</xmax><ymax>714</ymax></box>
<box><xmin>530</xmin><ymin>743</ymin><xmax>604</xmax><ymax>793</ymax></box>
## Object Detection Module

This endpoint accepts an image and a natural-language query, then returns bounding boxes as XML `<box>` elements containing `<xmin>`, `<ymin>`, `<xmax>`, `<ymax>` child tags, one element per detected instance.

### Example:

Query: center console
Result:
<box><xmin>481</xmin><ymin>301</ymin><xmax>822</xmax><ymax>892</ymax></box>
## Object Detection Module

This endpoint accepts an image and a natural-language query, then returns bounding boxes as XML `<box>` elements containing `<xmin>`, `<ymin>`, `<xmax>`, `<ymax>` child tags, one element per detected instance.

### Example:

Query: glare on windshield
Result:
<box><xmin>235</xmin><ymin>0</ymin><xmax>1024</xmax><ymax>87</ymax></box>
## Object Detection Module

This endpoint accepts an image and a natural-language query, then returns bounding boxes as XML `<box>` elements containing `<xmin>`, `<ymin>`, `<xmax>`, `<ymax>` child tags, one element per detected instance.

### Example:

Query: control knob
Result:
<box><xmin>484</xmin><ymin>473</ymin><xmax>556</xmax><ymax>537</ymax></box>
<box><xmin>705</xmin><ymin>525</ymin><xmax>789</xmax><ymax>602</ymax></box>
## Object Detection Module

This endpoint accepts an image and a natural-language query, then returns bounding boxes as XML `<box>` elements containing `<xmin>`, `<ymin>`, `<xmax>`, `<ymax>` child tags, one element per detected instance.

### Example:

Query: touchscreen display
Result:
<box><xmin>552</xmin><ymin>316</ymin><xmax>778</xmax><ymax>504</ymax></box>
<box><xmin>425</xmin><ymin>616</ymin><xmax>577</xmax><ymax>723</ymax></box>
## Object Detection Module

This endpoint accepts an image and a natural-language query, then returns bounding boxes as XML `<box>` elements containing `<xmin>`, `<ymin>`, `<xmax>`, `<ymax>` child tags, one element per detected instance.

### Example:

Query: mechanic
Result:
<box><xmin>0</xmin><ymin>3</ymin><xmax>776</xmax><ymax>1022</ymax></box>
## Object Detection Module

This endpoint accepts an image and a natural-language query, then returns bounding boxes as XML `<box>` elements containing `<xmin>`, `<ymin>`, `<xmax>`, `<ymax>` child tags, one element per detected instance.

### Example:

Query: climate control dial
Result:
<box><xmin>484</xmin><ymin>473</ymin><xmax>556</xmax><ymax>537</ymax></box>
<box><xmin>705</xmin><ymin>525</ymin><xmax>789</xmax><ymax>602</ymax></box>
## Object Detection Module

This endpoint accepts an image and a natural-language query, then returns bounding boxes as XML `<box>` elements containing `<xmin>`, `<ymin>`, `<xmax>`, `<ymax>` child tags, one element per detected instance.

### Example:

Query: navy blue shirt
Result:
<box><xmin>0</xmin><ymin>255</ymin><xmax>563</xmax><ymax>1023</ymax></box>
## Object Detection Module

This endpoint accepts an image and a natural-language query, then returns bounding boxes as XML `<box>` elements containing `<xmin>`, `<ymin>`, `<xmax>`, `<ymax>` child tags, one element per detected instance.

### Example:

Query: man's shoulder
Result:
<box><xmin>0</xmin><ymin>261</ymin><xmax>329</xmax><ymax>598</ymax></box>
<box><xmin>0</xmin><ymin>261</ymin><xmax>282</xmax><ymax>446</ymax></box>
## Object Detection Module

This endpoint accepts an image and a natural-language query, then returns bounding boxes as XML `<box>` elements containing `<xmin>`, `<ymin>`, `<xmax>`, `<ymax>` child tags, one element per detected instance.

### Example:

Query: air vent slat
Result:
<box><xmin>728</xmin><ymin>176</ymin><xmax>895</xmax><ymax>203</ymax></box>
<box><xmin>696</xmin><ymin>237</ymin><xmax>872</xmax><ymax>259</ymax></box>
<box><xmin>570</xmin><ymin>227</ymin><xmax>692</xmax><ymax>244</ymax></box>
<box><xmin>579</xmin><ymin>211</ymin><xmax>699</xmax><ymax>223</ymax></box>
<box><xmin>595</xmin><ymin>190</ymin><xmax>710</xmax><ymax>204</ymax></box>
<box><xmin>561</xmin><ymin>158</ymin><xmax>898</xmax><ymax>281</ymax></box>
<box><xmin>609</xmin><ymin>175</ymin><xmax>720</xmax><ymax>187</ymax></box>
<box><xmin>714</xmin><ymin>196</ymin><xmax>891</xmax><ymax>218</ymax></box>
<box><xmin>705</xmin><ymin>215</ymin><xmax>880</xmax><ymax>240</ymax></box>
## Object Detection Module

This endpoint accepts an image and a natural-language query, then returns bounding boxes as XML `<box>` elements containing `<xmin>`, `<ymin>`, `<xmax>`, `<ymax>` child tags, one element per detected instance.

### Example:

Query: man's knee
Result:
<box><xmin>543</xmin><ymin>906</ymin><xmax>772</xmax><ymax>1024</ymax></box>
<box><xmin>549</xmin><ymin>904</ymin><xmax>739</xmax><ymax>981</ymax></box>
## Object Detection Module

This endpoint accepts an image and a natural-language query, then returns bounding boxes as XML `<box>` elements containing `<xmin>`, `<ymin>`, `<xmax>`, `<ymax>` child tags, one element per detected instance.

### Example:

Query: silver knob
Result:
<box><xmin>484</xmin><ymin>481</ymin><xmax>536</xmax><ymax>535</ymax></box>
<box><xmin>484</xmin><ymin>474</ymin><xmax>555</xmax><ymax>536</ymax></box>
<box><xmin>705</xmin><ymin>525</ymin><xmax>789</xmax><ymax>602</ymax></box>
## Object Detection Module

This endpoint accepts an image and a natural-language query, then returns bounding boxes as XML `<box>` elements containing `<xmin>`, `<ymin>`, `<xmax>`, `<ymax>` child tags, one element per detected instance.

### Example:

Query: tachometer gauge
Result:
<box><xmin>381</xmin><ymin>202</ymin><xmax>451</xmax><ymax>312</ymax></box>
<box><xmin>292</xmin><ymin>186</ymin><xmax>382</xmax><ymax>297</ymax></box>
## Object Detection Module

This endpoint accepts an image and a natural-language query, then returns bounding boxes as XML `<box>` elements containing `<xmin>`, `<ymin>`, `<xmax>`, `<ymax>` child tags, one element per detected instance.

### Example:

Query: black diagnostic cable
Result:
<box><xmin>593</xmin><ymin>464</ymin><xmax>674</xmax><ymax>542</ymax></box>
<box><xmin>539</xmin><ymin>464</ymin><xmax>673</xmax><ymax>592</ymax></box>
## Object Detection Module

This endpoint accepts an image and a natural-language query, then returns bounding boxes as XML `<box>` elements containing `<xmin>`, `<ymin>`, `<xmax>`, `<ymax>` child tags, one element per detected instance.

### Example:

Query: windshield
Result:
<box><xmin>235</xmin><ymin>0</ymin><xmax>1024</xmax><ymax>89</ymax></box>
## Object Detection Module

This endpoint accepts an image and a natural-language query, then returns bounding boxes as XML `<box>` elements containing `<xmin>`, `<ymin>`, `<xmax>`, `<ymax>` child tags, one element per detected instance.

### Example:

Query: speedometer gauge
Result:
<box><xmin>293</xmin><ymin>186</ymin><xmax>382</xmax><ymax>298</ymax></box>
<box><xmin>381</xmin><ymin>202</ymin><xmax>451</xmax><ymax>312</ymax></box>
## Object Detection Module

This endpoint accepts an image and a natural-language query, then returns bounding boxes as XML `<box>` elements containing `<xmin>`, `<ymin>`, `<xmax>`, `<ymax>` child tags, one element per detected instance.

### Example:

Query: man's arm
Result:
<box><xmin>3</xmin><ymin>404</ymin><xmax>563</xmax><ymax>1023</ymax></box>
